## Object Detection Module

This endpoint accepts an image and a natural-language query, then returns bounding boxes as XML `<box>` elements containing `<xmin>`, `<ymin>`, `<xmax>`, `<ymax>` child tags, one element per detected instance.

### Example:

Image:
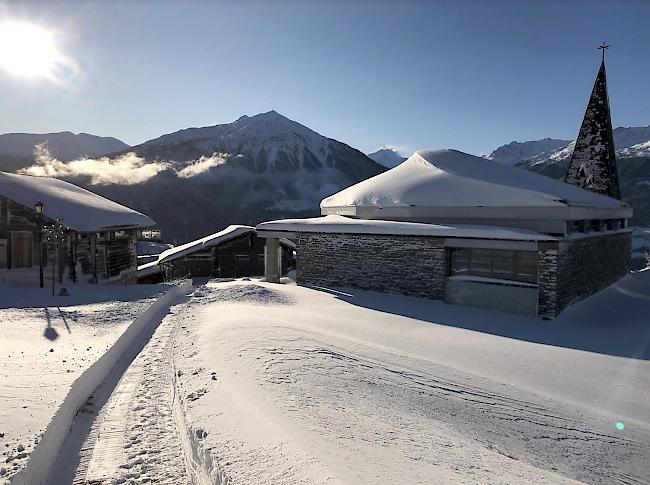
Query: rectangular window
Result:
<box><xmin>469</xmin><ymin>248</ymin><xmax>492</xmax><ymax>277</ymax></box>
<box><xmin>590</xmin><ymin>220</ymin><xmax>601</xmax><ymax>232</ymax></box>
<box><xmin>450</xmin><ymin>248</ymin><xmax>471</xmax><ymax>276</ymax></box>
<box><xmin>491</xmin><ymin>249</ymin><xmax>515</xmax><ymax>278</ymax></box>
<box><xmin>515</xmin><ymin>252</ymin><xmax>538</xmax><ymax>283</ymax></box>
<box><xmin>449</xmin><ymin>248</ymin><xmax>537</xmax><ymax>284</ymax></box>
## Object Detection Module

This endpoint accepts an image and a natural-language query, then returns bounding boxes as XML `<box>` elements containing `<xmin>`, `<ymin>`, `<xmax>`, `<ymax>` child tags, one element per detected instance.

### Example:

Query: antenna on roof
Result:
<box><xmin>598</xmin><ymin>42</ymin><xmax>610</xmax><ymax>63</ymax></box>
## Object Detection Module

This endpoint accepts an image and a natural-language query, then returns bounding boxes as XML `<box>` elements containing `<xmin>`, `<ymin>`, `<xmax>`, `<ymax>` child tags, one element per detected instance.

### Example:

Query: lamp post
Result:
<box><xmin>34</xmin><ymin>200</ymin><xmax>44</xmax><ymax>288</ymax></box>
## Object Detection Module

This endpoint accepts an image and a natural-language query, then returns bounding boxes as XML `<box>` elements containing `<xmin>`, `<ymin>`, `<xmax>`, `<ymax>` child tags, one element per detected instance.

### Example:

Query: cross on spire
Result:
<box><xmin>598</xmin><ymin>42</ymin><xmax>610</xmax><ymax>62</ymax></box>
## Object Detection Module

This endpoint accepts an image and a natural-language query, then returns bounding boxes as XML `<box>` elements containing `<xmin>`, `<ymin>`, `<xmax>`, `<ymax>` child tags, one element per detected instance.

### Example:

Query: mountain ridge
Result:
<box><xmin>487</xmin><ymin>126</ymin><xmax>650</xmax><ymax>166</ymax></box>
<box><xmin>0</xmin><ymin>132</ymin><xmax>129</xmax><ymax>169</ymax></box>
<box><xmin>7</xmin><ymin>111</ymin><xmax>386</xmax><ymax>243</ymax></box>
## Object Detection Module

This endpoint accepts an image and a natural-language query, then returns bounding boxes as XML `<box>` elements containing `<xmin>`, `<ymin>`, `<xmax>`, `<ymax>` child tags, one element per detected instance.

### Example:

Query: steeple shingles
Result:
<box><xmin>565</xmin><ymin>61</ymin><xmax>621</xmax><ymax>199</ymax></box>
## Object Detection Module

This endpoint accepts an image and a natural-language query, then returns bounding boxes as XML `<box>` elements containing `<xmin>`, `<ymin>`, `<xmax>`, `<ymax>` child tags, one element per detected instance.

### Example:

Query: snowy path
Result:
<box><xmin>47</xmin><ymin>295</ymin><xmax>193</xmax><ymax>485</ymax></box>
<box><xmin>173</xmin><ymin>280</ymin><xmax>650</xmax><ymax>485</ymax></box>
<box><xmin>0</xmin><ymin>284</ymin><xmax>167</xmax><ymax>482</ymax></box>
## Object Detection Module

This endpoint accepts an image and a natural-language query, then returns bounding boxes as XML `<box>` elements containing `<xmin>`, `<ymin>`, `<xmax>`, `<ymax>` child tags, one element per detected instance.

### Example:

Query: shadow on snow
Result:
<box><xmin>311</xmin><ymin>270</ymin><xmax>650</xmax><ymax>361</ymax></box>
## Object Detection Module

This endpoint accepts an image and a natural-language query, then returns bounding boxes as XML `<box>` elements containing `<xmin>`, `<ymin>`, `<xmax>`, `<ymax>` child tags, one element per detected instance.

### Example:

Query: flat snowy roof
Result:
<box><xmin>257</xmin><ymin>215</ymin><xmax>557</xmax><ymax>241</ymax></box>
<box><xmin>321</xmin><ymin>149</ymin><xmax>627</xmax><ymax>211</ymax></box>
<box><xmin>0</xmin><ymin>172</ymin><xmax>155</xmax><ymax>232</ymax></box>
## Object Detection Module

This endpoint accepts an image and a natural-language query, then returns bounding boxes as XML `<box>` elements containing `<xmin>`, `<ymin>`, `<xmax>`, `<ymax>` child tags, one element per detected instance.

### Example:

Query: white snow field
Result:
<box><xmin>0</xmin><ymin>281</ymin><xmax>174</xmax><ymax>483</ymax></box>
<box><xmin>9</xmin><ymin>271</ymin><xmax>649</xmax><ymax>484</ymax></box>
<box><xmin>170</xmin><ymin>273</ymin><xmax>650</xmax><ymax>485</ymax></box>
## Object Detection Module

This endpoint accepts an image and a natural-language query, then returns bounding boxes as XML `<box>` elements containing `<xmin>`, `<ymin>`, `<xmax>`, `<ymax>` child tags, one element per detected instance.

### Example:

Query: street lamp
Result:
<box><xmin>34</xmin><ymin>200</ymin><xmax>44</xmax><ymax>288</ymax></box>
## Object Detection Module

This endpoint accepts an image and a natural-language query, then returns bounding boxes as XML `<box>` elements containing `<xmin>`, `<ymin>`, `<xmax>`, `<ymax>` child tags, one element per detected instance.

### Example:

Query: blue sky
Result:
<box><xmin>0</xmin><ymin>0</ymin><xmax>648</xmax><ymax>156</ymax></box>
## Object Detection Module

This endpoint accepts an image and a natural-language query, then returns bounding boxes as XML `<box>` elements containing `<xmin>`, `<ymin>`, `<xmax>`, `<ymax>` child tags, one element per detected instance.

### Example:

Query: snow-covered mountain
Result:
<box><xmin>129</xmin><ymin>111</ymin><xmax>381</xmax><ymax>181</ymax></box>
<box><xmin>486</xmin><ymin>138</ymin><xmax>571</xmax><ymax>166</ymax></box>
<box><xmin>489</xmin><ymin>126</ymin><xmax>650</xmax><ymax>228</ymax></box>
<box><xmin>0</xmin><ymin>132</ymin><xmax>129</xmax><ymax>170</ymax></box>
<box><xmin>22</xmin><ymin>111</ymin><xmax>386</xmax><ymax>243</ymax></box>
<box><xmin>488</xmin><ymin>126</ymin><xmax>650</xmax><ymax>167</ymax></box>
<box><xmin>367</xmin><ymin>147</ymin><xmax>407</xmax><ymax>168</ymax></box>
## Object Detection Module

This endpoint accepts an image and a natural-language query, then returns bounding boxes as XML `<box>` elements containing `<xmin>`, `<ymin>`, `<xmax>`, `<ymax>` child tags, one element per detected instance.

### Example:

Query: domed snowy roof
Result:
<box><xmin>321</xmin><ymin>149</ymin><xmax>625</xmax><ymax>210</ymax></box>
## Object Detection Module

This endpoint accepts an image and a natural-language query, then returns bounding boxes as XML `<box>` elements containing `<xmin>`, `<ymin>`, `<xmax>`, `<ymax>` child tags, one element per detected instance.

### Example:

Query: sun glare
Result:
<box><xmin>0</xmin><ymin>21</ymin><xmax>78</xmax><ymax>83</ymax></box>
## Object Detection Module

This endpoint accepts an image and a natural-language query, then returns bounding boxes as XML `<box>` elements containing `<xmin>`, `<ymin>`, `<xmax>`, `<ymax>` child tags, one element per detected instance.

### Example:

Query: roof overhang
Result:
<box><xmin>257</xmin><ymin>216</ymin><xmax>558</xmax><ymax>242</ymax></box>
<box><xmin>321</xmin><ymin>204</ymin><xmax>633</xmax><ymax>221</ymax></box>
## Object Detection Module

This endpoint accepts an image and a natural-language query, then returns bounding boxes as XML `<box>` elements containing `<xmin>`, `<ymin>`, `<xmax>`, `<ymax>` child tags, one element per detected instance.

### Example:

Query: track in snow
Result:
<box><xmin>47</xmin><ymin>294</ymin><xmax>194</xmax><ymax>485</ymax></box>
<box><xmin>172</xmin><ymin>282</ymin><xmax>650</xmax><ymax>485</ymax></box>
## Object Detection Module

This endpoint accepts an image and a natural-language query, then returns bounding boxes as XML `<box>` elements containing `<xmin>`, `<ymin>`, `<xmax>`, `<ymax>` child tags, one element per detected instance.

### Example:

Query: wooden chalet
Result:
<box><xmin>135</xmin><ymin>226</ymin><xmax>295</xmax><ymax>283</ymax></box>
<box><xmin>0</xmin><ymin>171</ymin><xmax>155</xmax><ymax>285</ymax></box>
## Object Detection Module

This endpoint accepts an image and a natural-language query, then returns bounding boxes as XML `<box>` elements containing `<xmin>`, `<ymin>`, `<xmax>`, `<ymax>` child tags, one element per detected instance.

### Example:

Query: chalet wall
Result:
<box><xmin>161</xmin><ymin>234</ymin><xmax>294</xmax><ymax>280</ymax></box>
<box><xmin>538</xmin><ymin>231</ymin><xmax>631</xmax><ymax>318</ymax></box>
<box><xmin>295</xmin><ymin>232</ymin><xmax>448</xmax><ymax>299</ymax></box>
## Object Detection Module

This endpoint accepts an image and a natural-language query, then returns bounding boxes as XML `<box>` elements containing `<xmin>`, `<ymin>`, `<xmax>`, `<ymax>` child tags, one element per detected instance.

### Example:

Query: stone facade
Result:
<box><xmin>295</xmin><ymin>232</ymin><xmax>448</xmax><ymax>299</ymax></box>
<box><xmin>296</xmin><ymin>230</ymin><xmax>631</xmax><ymax>319</ymax></box>
<box><xmin>538</xmin><ymin>231</ymin><xmax>631</xmax><ymax>318</ymax></box>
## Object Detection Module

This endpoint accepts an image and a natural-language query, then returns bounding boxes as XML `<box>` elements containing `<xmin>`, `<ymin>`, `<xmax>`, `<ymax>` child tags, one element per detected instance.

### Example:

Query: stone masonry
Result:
<box><xmin>295</xmin><ymin>232</ymin><xmax>448</xmax><ymax>300</ymax></box>
<box><xmin>538</xmin><ymin>231</ymin><xmax>631</xmax><ymax>318</ymax></box>
<box><xmin>565</xmin><ymin>61</ymin><xmax>621</xmax><ymax>199</ymax></box>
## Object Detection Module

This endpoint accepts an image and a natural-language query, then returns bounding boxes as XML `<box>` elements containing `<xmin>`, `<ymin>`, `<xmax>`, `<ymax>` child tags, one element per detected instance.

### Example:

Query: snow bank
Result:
<box><xmin>257</xmin><ymin>214</ymin><xmax>556</xmax><ymax>241</ymax></box>
<box><xmin>9</xmin><ymin>281</ymin><xmax>191</xmax><ymax>485</ymax></box>
<box><xmin>321</xmin><ymin>149</ymin><xmax>626</xmax><ymax>209</ymax></box>
<box><xmin>0</xmin><ymin>171</ymin><xmax>154</xmax><ymax>231</ymax></box>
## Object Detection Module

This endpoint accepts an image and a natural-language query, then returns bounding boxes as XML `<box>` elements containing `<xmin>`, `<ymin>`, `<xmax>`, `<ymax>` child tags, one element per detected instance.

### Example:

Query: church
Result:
<box><xmin>257</xmin><ymin>52</ymin><xmax>632</xmax><ymax>318</ymax></box>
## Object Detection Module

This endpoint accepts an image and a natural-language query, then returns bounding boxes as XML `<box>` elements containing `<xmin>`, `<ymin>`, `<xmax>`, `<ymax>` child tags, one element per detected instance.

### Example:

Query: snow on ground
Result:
<box><xmin>0</xmin><ymin>281</ymin><xmax>169</xmax><ymax>481</ymax></box>
<box><xmin>45</xmin><ymin>283</ymin><xmax>195</xmax><ymax>485</ymax></box>
<box><xmin>172</xmin><ymin>273</ymin><xmax>650</xmax><ymax>484</ymax></box>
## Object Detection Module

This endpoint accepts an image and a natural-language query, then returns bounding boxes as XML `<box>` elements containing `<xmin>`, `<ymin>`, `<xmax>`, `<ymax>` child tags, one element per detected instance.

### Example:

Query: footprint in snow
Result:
<box><xmin>187</xmin><ymin>388</ymin><xmax>208</xmax><ymax>401</ymax></box>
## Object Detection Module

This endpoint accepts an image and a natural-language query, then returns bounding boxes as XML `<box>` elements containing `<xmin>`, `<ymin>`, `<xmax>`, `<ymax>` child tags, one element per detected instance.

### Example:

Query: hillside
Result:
<box><xmin>15</xmin><ymin>112</ymin><xmax>386</xmax><ymax>243</ymax></box>
<box><xmin>0</xmin><ymin>132</ymin><xmax>129</xmax><ymax>171</ymax></box>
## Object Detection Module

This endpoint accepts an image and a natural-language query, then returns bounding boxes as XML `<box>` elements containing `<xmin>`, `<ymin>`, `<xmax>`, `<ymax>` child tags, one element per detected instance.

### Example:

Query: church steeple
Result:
<box><xmin>565</xmin><ymin>46</ymin><xmax>621</xmax><ymax>199</ymax></box>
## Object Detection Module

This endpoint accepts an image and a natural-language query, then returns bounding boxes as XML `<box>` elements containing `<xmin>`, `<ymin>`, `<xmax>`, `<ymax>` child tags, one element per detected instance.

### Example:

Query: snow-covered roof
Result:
<box><xmin>279</xmin><ymin>237</ymin><xmax>296</xmax><ymax>249</ymax></box>
<box><xmin>321</xmin><ymin>149</ymin><xmax>626</xmax><ymax>210</ymax></box>
<box><xmin>257</xmin><ymin>215</ymin><xmax>557</xmax><ymax>241</ymax></box>
<box><xmin>158</xmin><ymin>225</ymin><xmax>255</xmax><ymax>265</ymax></box>
<box><xmin>136</xmin><ymin>260</ymin><xmax>162</xmax><ymax>277</ymax></box>
<box><xmin>0</xmin><ymin>172</ymin><xmax>155</xmax><ymax>232</ymax></box>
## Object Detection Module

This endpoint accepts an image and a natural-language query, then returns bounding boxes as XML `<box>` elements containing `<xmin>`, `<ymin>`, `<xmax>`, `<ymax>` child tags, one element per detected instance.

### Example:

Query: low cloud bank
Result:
<box><xmin>18</xmin><ymin>144</ymin><xmax>230</xmax><ymax>185</ymax></box>
<box><xmin>177</xmin><ymin>153</ymin><xmax>228</xmax><ymax>178</ymax></box>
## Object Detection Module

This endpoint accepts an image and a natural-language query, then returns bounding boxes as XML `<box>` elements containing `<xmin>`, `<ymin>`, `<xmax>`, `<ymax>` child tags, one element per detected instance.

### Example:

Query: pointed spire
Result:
<box><xmin>565</xmin><ymin>51</ymin><xmax>621</xmax><ymax>199</ymax></box>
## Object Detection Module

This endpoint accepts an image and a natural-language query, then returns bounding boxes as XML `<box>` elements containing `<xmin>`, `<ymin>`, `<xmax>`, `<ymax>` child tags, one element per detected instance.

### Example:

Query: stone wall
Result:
<box><xmin>538</xmin><ymin>231</ymin><xmax>631</xmax><ymax>318</ymax></box>
<box><xmin>295</xmin><ymin>232</ymin><xmax>448</xmax><ymax>300</ymax></box>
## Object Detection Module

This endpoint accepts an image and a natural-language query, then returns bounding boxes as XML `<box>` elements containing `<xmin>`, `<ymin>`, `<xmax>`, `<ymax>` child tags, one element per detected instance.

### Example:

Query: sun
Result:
<box><xmin>0</xmin><ymin>21</ymin><xmax>70</xmax><ymax>80</ymax></box>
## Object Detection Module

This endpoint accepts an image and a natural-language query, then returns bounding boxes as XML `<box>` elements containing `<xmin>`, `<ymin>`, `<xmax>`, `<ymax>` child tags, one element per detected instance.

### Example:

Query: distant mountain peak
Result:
<box><xmin>368</xmin><ymin>147</ymin><xmax>408</xmax><ymax>168</ymax></box>
<box><xmin>127</xmin><ymin>110</ymin><xmax>385</xmax><ymax>185</ymax></box>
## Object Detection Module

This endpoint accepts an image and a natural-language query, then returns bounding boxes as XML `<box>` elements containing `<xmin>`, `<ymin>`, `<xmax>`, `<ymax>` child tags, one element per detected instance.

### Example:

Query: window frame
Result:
<box><xmin>448</xmin><ymin>247</ymin><xmax>538</xmax><ymax>285</ymax></box>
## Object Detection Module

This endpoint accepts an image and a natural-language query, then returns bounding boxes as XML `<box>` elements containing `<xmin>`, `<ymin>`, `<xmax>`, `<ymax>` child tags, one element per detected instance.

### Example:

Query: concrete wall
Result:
<box><xmin>295</xmin><ymin>232</ymin><xmax>448</xmax><ymax>299</ymax></box>
<box><xmin>538</xmin><ymin>231</ymin><xmax>631</xmax><ymax>318</ymax></box>
<box><xmin>445</xmin><ymin>279</ymin><xmax>538</xmax><ymax>316</ymax></box>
